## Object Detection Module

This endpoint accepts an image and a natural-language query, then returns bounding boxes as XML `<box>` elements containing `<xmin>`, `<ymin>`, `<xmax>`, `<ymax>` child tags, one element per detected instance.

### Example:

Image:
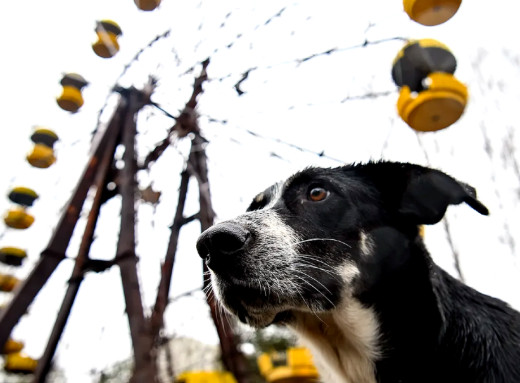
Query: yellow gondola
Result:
<box><xmin>134</xmin><ymin>0</ymin><xmax>161</xmax><ymax>11</ymax></box>
<box><xmin>56</xmin><ymin>73</ymin><xmax>88</xmax><ymax>113</ymax></box>
<box><xmin>2</xmin><ymin>338</ymin><xmax>24</xmax><ymax>354</ymax></box>
<box><xmin>397</xmin><ymin>72</ymin><xmax>468</xmax><ymax>132</ymax></box>
<box><xmin>4</xmin><ymin>208</ymin><xmax>35</xmax><ymax>229</ymax></box>
<box><xmin>8</xmin><ymin>187</ymin><xmax>39</xmax><ymax>207</ymax></box>
<box><xmin>0</xmin><ymin>247</ymin><xmax>27</xmax><ymax>266</ymax></box>
<box><xmin>257</xmin><ymin>347</ymin><xmax>320</xmax><ymax>383</ymax></box>
<box><xmin>30</xmin><ymin>128</ymin><xmax>58</xmax><ymax>149</ymax></box>
<box><xmin>175</xmin><ymin>371</ymin><xmax>237</xmax><ymax>383</ymax></box>
<box><xmin>92</xmin><ymin>20</ymin><xmax>123</xmax><ymax>58</ymax></box>
<box><xmin>0</xmin><ymin>273</ymin><xmax>20</xmax><ymax>292</ymax></box>
<box><xmin>4</xmin><ymin>353</ymin><xmax>38</xmax><ymax>374</ymax></box>
<box><xmin>27</xmin><ymin>144</ymin><xmax>56</xmax><ymax>168</ymax></box>
<box><xmin>392</xmin><ymin>39</ymin><xmax>456</xmax><ymax>92</ymax></box>
<box><xmin>403</xmin><ymin>0</ymin><xmax>462</xmax><ymax>26</ymax></box>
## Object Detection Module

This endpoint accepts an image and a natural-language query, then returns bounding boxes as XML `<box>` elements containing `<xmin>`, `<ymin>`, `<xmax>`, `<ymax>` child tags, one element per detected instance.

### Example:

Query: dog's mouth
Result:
<box><xmin>209</xmin><ymin>253</ymin><xmax>349</xmax><ymax>328</ymax></box>
<box><xmin>212</xmin><ymin>275</ymin><xmax>294</xmax><ymax>327</ymax></box>
<box><xmin>236</xmin><ymin>304</ymin><xmax>290</xmax><ymax>327</ymax></box>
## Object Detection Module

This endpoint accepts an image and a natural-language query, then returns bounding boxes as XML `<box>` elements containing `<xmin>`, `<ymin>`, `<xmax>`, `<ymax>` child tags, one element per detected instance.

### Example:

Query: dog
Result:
<box><xmin>196</xmin><ymin>161</ymin><xmax>520</xmax><ymax>383</ymax></box>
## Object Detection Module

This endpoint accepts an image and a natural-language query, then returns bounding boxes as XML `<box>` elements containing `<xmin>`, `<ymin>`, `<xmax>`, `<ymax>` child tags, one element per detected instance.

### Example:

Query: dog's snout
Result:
<box><xmin>196</xmin><ymin>222</ymin><xmax>250</xmax><ymax>267</ymax></box>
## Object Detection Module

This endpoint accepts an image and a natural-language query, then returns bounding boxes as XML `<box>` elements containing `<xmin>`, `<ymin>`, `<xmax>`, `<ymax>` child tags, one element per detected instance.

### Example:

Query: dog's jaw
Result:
<box><xmin>210</xmin><ymin>272</ymin><xmax>284</xmax><ymax>327</ymax></box>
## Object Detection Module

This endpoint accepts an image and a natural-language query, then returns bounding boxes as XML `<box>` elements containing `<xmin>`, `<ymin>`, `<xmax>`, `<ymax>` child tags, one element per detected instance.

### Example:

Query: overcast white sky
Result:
<box><xmin>2</xmin><ymin>0</ymin><xmax>520</xmax><ymax>381</ymax></box>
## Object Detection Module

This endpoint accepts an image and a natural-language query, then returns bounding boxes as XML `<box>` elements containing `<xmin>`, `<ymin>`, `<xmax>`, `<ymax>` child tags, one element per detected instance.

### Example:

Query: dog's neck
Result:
<box><xmin>362</xmin><ymin>235</ymin><xmax>445</xmax><ymax>380</ymax></box>
<box><xmin>288</xmin><ymin>298</ymin><xmax>380</xmax><ymax>383</ymax></box>
<box><xmin>363</xmin><ymin>231</ymin><xmax>520</xmax><ymax>381</ymax></box>
<box><xmin>287</xmin><ymin>228</ymin><xmax>445</xmax><ymax>383</ymax></box>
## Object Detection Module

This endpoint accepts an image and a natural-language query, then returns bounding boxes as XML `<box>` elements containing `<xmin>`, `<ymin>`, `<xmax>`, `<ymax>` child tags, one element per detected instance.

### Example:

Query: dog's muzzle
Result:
<box><xmin>196</xmin><ymin>220</ymin><xmax>292</xmax><ymax>327</ymax></box>
<box><xmin>196</xmin><ymin>222</ymin><xmax>250</xmax><ymax>274</ymax></box>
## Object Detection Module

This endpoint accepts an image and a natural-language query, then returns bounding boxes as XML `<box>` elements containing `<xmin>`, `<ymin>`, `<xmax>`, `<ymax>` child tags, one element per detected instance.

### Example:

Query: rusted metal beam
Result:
<box><xmin>142</xmin><ymin>59</ymin><xmax>209</xmax><ymax>168</ymax></box>
<box><xmin>150</xmin><ymin>170</ymin><xmax>190</xmax><ymax>339</ymax></box>
<box><xmin>116</xmin><ymin>88</ymin><xmax>157</xmax><ymax>383</ymax></box>
<box><xmin>31</xmin><ymin>100</ymin><xmax>123</xmax><ymax>383</ymax></box>
<box><xmin>143</xmin><ymin>58</ymin><xmax>251</xmax><ymax>383</ymax></box>
<box><xmin>0</xmin><ymin>96</ymin><xmax>126</xmax><ymax>351</ymax></box>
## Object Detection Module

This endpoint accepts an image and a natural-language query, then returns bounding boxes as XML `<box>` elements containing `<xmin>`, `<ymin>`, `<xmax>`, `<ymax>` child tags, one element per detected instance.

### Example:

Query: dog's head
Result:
<box><xmin>196</xmin><ymin>161</ymin><xmax>488</xmax><ymax>328</ymax></box>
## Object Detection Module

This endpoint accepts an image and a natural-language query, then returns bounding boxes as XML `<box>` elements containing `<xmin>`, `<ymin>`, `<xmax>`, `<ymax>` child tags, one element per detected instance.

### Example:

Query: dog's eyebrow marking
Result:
<box><xmin>254</xmin><ymin>193</ymin><xmax>265</xmax><ymax>203</ymax></box>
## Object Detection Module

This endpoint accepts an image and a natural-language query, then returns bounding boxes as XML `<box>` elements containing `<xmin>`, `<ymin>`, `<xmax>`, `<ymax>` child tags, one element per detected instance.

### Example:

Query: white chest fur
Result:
<box><xmin>290</xmin><ymin>298</ymin><xmax>380</xmax><ymax>383</ymax></box>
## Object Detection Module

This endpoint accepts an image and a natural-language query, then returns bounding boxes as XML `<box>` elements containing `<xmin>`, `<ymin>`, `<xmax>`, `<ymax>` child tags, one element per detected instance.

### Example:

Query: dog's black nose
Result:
<box><xmin>196</xmin><ymin>222</ymin><xmax>250</xmax><ymax>270</ymax></box>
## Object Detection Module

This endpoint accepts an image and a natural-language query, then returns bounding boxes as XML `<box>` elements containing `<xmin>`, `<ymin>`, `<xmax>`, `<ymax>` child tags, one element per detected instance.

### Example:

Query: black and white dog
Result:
<box><xmin>196</xmin><ymin>161</ymin><xmax>520</xmax><ymax>383</ymax></box>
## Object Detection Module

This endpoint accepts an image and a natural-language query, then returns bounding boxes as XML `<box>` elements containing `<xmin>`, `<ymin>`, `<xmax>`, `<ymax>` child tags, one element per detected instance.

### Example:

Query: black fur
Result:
<box><xmin>197</xmin><ymin>161</ymin><xmax>520</xmax><ymax>382</ymax></box>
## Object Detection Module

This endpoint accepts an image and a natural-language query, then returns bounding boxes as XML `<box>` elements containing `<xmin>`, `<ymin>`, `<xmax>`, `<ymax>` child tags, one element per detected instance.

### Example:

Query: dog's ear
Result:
<box><xmin>358</xmin><ymin>162</ymin><xmax>489</xmax><ymax>225</ymax></box>
<box><xmin>398</xmin><ymin>168</ymin><xmax>489</xmax><ymax>224</ymax></box>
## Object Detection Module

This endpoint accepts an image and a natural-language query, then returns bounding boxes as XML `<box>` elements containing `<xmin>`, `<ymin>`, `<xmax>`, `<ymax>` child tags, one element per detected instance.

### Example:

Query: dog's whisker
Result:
<box><xmin>294</xmin><ymin>288</ymin><xmax>327</xmax><ymax>325</ymax></box>
<box><xmin>296</xmin><ymin>254</ymin><xmax>342</xmax><ymax>270</ymax></box>
<box><xmin>293</xmin><ymin>238</ymin><xmax>352</xmax><ymax>249</ymax></box>
<box><xmin>263</xmin><ymin>280</ymin><xmax>270</xmax><ymax>299</ymax></box>
<box><xmin>294</xmin><ymin>259</ymin><xmax>339</xmax><ymax>278</ymax></box>
<box><xmin>269</xmin><ymin>280</ymin><xmax>282</xmax><ymax>304</ymax></box>
<box><xmin>206</xmin><ymin>284</ymin><xmax>215</xmax><ymax>299</ymax></box>
<box><xmin>203</xmin><ymin>289</ymin><xmax>213</xmax><ymax>299</ymax></box>
<box><xmin>204</xmin><ymin>287</ymin><xmax>215</xmax><ymax>303</ymax></box>
<box><xmin>293</xmin><ymin>270</ymin><xmax>335</xmax><ymax>296</ymax></box>
<box><xmin>292</xmin><ymin>273</ymin><xmax>336</xmax><ymax>309</ymax></box>
<box><xmin>295</xmin><ymin>258</ymin><xmax>336</xmax><ymax>272</ymax></box>
<box><xmin>202</xmin><ymin>283</ymin><xmax>213</xmax><ymax>293</ymax></box>
<box><xmin>259</xmin><ymin>280</ymin><xmax>266</xmax><ymax>297</ymax></box>
<box><xmin>262</xmin><ymin>280</ymin><xmax>270</xmax><ymax>299</ymax></box>
<box><xmin>222</xmin><ymin>306</ymin><xmax>233</xmax><ymax>334</ymax></box>
<box><xmin>216</xmin><ymin>300</ymin><xmax>227</xmax><ymax>337</ymax></box>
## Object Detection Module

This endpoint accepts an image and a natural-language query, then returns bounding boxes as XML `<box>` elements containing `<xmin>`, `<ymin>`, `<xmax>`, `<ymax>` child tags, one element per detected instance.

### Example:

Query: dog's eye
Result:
<box><xmin>308</xmin><ymin>187</ymin><xmax>329</xmax><ymax>202</ymax></box>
